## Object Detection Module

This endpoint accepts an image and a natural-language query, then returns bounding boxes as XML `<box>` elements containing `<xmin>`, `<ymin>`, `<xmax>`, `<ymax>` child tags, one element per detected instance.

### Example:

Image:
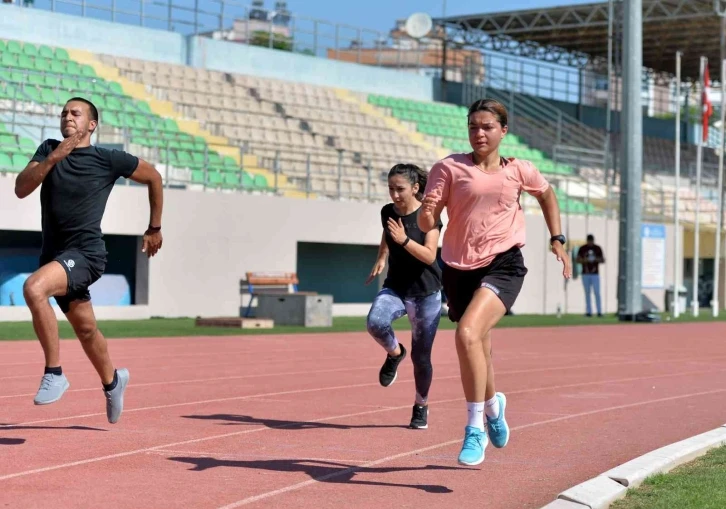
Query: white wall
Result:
<box><xmin>0</xmin><ymin>177</ymin><xmax>675</xmax><ymax>319</ymax></box>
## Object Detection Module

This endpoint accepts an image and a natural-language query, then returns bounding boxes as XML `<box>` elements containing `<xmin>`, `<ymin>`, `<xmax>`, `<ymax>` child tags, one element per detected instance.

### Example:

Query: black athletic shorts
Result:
<box><xmin>39</xmin><ymin>250</ymin><xmax>106</xmax><ymax>313</ymax></box>
<box><xmin>442</xmin><ymin>247</ymin><xmax>528</xmax><ymax>322</ymax></box>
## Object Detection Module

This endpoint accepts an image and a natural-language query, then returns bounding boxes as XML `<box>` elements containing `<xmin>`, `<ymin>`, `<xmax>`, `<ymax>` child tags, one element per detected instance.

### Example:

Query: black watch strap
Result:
<box><xmin>146</xmin><ymin>225</ymin><xmax>161</xmax><ymax>233</ymax></box>
<box><xmin>550</xmin><ymin>234</ymin><xmax>566</xmax><ymax>245</ymax></box>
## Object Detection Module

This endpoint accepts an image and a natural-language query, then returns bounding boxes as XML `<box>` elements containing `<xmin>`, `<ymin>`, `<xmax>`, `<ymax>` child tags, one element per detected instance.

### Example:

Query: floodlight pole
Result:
<box><xmin>617</xmin><ymin>0</ymin><xmax>643</xmax><ymax>320</ymax></box>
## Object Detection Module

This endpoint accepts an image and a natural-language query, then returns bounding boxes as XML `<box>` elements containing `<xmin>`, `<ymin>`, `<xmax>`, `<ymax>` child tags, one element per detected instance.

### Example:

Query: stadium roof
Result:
<box><xmin>437</xmin><ymin>0</ymin><xmax>726</xmax><ymax>82</ymax></box>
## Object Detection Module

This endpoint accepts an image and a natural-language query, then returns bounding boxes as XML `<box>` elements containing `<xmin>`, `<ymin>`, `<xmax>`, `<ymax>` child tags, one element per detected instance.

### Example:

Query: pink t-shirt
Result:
<box><xmin>425</xmin><ymin>154</ymin><xmax>550</xmax><ymax>270</ymax></box>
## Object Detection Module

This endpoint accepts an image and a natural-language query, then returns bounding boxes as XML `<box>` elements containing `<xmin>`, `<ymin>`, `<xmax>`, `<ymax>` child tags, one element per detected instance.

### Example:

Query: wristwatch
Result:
<box><xmin>550</xmin><ymin>234</ymin><xmax>566</xmax><ymax>246</ymax></box>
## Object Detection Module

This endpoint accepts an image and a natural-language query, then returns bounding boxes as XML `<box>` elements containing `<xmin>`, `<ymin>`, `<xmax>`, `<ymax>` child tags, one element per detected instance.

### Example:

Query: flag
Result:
<box><xmin>703</xmin><ymin>63</ymin><xmax>714</xmax><ymax>143</ymax></box>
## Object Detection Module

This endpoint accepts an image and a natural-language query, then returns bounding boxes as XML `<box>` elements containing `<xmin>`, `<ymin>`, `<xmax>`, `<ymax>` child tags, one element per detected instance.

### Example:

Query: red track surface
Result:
<box><xmin>1</xmin><ymin>323</ymin><xmax>725</xmax><ymax>508</ymax></box>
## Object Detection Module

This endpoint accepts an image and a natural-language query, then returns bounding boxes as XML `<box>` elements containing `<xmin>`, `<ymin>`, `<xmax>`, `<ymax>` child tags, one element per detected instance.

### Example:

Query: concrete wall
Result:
<box><xmin>0</xmin><ymin>176</ymin><xmax>678</xmax><ymax>320</ymax></box>
<box><xmin>0</xmin><ymin>3</ymin><xmax>186</xmax><ymax>64</ymax></box>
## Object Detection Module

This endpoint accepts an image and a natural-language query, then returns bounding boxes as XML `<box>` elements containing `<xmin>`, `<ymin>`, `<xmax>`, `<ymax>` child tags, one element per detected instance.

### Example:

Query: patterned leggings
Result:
<box><xmin>366</xmin><ymin>288</ymin><xmax>442</xmax><ymax>404</ymax></box>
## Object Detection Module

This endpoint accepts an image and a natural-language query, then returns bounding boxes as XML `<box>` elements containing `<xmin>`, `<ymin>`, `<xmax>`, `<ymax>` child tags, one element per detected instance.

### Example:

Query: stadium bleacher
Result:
<box><xmin>0</xmin><ymin>37</ymin><xmax>597</xmax><ymax>209</ymax></box>
<box><xmin>1</xmin><ymin>35</ymin><xmax>722</xmax><ymax>224</ymax></box>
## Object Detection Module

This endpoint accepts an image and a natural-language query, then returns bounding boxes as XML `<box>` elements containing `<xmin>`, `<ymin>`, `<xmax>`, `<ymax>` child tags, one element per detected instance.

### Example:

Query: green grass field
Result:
<box><xmin>1</xmin><ymin>310</ymin><xmax>725</xmax><ymax>341</ymax></box>
<box><xmin>610</xmin><ymin>445</ymin><xmax>726</xmax><ymax>509</ymax></box>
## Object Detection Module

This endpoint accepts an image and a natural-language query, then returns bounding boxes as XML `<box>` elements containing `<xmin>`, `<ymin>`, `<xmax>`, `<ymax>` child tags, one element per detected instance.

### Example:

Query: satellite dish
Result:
<box><xmin>405</xmin><ymin>12</ymin><xmax>433</xmax><ymax>39</ymax></box>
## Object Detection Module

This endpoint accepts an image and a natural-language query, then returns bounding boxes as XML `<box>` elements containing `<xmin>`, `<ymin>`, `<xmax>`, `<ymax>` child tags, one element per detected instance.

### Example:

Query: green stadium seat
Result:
<box><xmin>66</xmin><ymin>61</ymin><xmax>81</xmax><ymax>76</ymax></box>
<box><xmin>7</xmin><ymin>40</ymin><xmax>22</xmax><ymax>54</ymax></box>
<box><xmin>176</xmin><ymin>151</ymin><xmax>193</xmax><ymax>165</ymax></box>
<box><xmin>92</xmin><ymin>82</ymin><xmax>109</xmax><ymax>94</ymax></box>
<box><xmin>81</xmin><ymin>65</ymin><xmax>96</xmax><ymax>78</ymax></box>
<box><xmin>40</xmin><ymin>87</ymin><xmax>58</xmax><ymax>104</ymax></box>
<box><xmin>163</xmin><ymin>118</ymin><xmax>179</xmax><ymax>133</ymax></box>
<box><xmin>17</xmin><ymin>54</ymin><xmax>35</xmax><ymax>71</ymax></box>
<box><xmin>28</xmin><ymin>73</ymin><xmax>45</xmax><ymax>86</ymax></box>
<box><xmin>103</xmin><ymin>112</ymin><xmax>121</xmax><ymax>128</ymax></box>
<box><xmin>9</xmin><ymin>71</ymin><xmax>25</xmax><ymax>84</ymax></box>
<box><xmin>136</xmin><ymin>101</ymin><xmax>151</xmax><ymax>114</ymax></box>
<box><xmin>1</xmin><ymin>52</ymin><xmax>18</xmax><ymax>68</ymax></box>
<box><xmin>207</xmin><ymin>170</ymin><xmax>224</xmax><ymax>186</ymax></box>
<box><xmin>223</xmin><ymin>171</ymin><xmax>241</xmax><ymax>188</ymax></box>
<box><xmin>191</xmin><ymin>170</ymin><xmax>205</xmax><ymax>184</ymax></box>
<box><xmin>39</xmin><ymin>45</ymin><xmax>54</xmax><ymax>59</ymax></box>
<box><xmin>253</xmin><ymin>174</ymin><xmax>268</xmax><ymax>189</ymax></box>
<box><xmin>165</xmin><ymin>139</ymin><xmax>181</xmax><ymax>150</ymax></box>
<box><xmin>223</xmin><ymin>156</ymin><xmax>237</xmax><ymax>169</ymax></box>
<box><xmin>106</xmin><ymin>96</ymin><xmax>123</xmax><ymax>112</ymax></box>
<box><xmin>34</xmin><ymin>58</ymin><xmax>52</xmax><ymax>73</ymax></box>
<box><xmin>22</xmin><ymin>43</ymin><xmax>38</xmax><ymax>57</ymax></box>
<box><xmin>108</xmin><ymin>82</ymin><xmax>124</xmax><ymax>96</ymax></box>
<box><xmin>44</xmin><ymin>75</ymin><xmax>61</xmax><ymax>88</ymax></box>
<box><xmin>0</xmin><ymin>134</ymin><xmax>17</xmax><ymax>147</ymax></box>
<box><xmin>0</xmin><ymin>84</ymin><xmax>19</xmax><ymax>100</ymax></box>
<box><xmin>50</xmin><ymin>60</ymin><xmax>66</xmax><ymax>74</ymax></box>
<box><xmin>0</xmin><ymin>152</ymin><xmax>13</xmax><ymax>171</ymax></box>
<box><xmin>54</xmin><ymin>47</ymin><xmax>70</xmax><ymax>61</ymax></box>
<box><xmin>0</xmin><ymin>40</ymin><xmax>5</xmax><ymax>53</ymax></box>
<box><xmin>19</xmin><ymin>138</ymin><xmax>36</xmax><ymax>153</ymax></box>
<box><xmin>23</xmin><ymin>87</ymin><xmax>42</xmax><ymax>103</ymax></box>
<box><xmin>11</xmin><ymin>154</ymin><xmax>27</xmax><ymax>171</ymax></box>
<box><xmin>242</xmin><ymin>172</ymin><xmax>254</xmax><ymax>188</ymax></box>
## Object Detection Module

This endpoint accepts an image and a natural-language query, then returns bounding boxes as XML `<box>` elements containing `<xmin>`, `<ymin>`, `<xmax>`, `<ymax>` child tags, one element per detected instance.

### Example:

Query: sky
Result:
<box><xmin>282</xmin><ymin>0</ymin><xmax>597</xmax><ymax>35</ymax></box>
<box><xmin>25</xmin><ymin>0</ymin><xmax>600</xmax><ymax>38</ymax></box>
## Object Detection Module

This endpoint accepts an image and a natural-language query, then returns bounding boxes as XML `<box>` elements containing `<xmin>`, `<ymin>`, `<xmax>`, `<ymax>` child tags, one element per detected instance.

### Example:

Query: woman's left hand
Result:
<box><xmin>387</xmin><ymin>218</ymin><xmax>407</xmax><ymax>245</ymax></box>
<box><xmin>552</xmin><ymin>241</ymin><xmax>572</xmax><ymax>279</ymax></box>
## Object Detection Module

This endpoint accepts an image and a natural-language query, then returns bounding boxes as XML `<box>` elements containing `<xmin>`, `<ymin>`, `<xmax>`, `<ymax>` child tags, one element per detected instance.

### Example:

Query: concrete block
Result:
<box><xmin>558</xmin><ymin>475</ymin><xmax>628</xmax><ymax>509</ymax></box>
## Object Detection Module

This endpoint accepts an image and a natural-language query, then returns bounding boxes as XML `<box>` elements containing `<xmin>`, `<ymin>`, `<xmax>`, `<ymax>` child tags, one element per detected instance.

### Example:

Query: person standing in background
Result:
<box><xmin>576</xmin><ymin>234</ymin><xmax>605</xmax><ymax>317</ymax></box>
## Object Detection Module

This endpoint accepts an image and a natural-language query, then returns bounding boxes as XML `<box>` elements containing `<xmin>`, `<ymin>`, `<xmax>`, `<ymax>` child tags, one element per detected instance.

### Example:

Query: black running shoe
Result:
<box><xmin>379</xmin><ymin>344</ymin><xmax>407</xmax><ymax>387</ymax></box>
<box><xmin>409</xmin><ymin>404</ymin><xmax>428</xmax><ymax>429</ymax></box>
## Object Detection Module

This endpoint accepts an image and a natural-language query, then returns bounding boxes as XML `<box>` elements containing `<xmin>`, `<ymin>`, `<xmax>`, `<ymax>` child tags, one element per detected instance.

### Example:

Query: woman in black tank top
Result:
<box><xmin>364</xmin><ymin>164</ymin><xmax>444</xmax><ymax>431</ymax></box>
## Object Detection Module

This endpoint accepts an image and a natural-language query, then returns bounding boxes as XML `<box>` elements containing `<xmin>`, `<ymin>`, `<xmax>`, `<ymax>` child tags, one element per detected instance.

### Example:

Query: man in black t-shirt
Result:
<box><xmin>15</xmin><ymin>97</ymin><xmax>164</xmax><ymax>423</ymax></box>
<box><xmin>576</xmin><ymin>234</ymin><xmax>605</xmax><ymax>317</ymax></box>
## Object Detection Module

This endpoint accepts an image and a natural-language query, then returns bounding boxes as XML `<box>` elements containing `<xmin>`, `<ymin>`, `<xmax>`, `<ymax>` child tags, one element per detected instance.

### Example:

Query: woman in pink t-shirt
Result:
<box><xmin>418</xmin><ymin>99</ymin><xmax>572</xmax><ymax>466</ymax></box>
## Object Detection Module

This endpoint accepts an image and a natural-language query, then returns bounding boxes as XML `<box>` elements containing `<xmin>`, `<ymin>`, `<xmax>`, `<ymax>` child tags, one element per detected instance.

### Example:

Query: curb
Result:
<box><xmin>538</xmin><ymin>423</ymin><xmax>726</xmax><ymax>509</ymax></box>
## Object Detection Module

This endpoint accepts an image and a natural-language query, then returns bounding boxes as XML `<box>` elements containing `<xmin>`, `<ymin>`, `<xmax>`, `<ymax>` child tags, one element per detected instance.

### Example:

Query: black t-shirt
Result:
<box><xmin>31</xmin><ymin>139</ymin><xmax>139</xmax><ymax>258</ymax></box>
<box><xmin>381</xmin><ymin>203</ymin><xmax>443</xmax><ymax>298</ymax></box>
<box><xmin>577</xmin><ymin>244</ymin><xmax>604</xmax><ymax>275</ymax></box>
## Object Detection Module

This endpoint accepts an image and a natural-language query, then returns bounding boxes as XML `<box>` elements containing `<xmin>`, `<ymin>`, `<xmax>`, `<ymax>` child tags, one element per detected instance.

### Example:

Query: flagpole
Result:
<box><xmin>674</xmin><ymin>51</ymin><xmax>682</xmax><ymax>318</ymax></box>
<box><xmin>693</xmin><ymin>55</ymin><xmax>706</xmax><ymax>317</ymax></box>
<box><xmin>714</xmin><ymin>57</ymin><xmax>726</xmax><ymax>317</ymax></box>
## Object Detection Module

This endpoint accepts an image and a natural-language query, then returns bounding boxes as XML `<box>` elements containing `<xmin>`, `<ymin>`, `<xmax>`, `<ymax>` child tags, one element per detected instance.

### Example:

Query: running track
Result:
<box><xmin>1</xmin><ymin>323</ymin><xmax>725</xmax><ymax>508</ymax></box>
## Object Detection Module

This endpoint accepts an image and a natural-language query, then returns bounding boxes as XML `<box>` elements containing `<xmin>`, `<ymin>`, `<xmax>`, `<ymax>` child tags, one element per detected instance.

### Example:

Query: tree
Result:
<box><xmin>249</xmin><ymin>30</ymin><xmax>293</xmax><ymax>52</ymax></box>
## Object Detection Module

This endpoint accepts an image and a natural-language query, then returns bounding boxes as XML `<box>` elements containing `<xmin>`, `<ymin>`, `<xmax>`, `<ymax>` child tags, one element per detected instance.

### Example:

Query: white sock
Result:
<box><xmin>485</xmin><ymin>395</ymin><xmax>500</xmax><ymax>420</ymax></box>
<box><xmin>466</xmin><ymin>402</ymin><xmax>485</xmax><ymax>431</ymax></box>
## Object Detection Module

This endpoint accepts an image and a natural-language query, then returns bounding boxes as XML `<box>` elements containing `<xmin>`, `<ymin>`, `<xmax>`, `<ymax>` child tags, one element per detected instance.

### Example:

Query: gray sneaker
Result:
<box><xmin>104</xmin><ymin>368</ymin><xmax>130</xmax><ymax>424</ymax></box>
<box><xmin>34</xmin><ymin>373</ymin><xmax>70</xmax><ymax>405</ymax></box>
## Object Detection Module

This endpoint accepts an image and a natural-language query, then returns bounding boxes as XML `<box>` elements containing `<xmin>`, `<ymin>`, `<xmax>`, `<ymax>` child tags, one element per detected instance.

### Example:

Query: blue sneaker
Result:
<box><xmin>457</xmin><ymin>426</ymin><xmax>487</xmax><ymax>466</ymax></box>
<box><xmin>486</xmin><ymin>392</ymin><xmax>510</xmax><ymax>448</ymax></box>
